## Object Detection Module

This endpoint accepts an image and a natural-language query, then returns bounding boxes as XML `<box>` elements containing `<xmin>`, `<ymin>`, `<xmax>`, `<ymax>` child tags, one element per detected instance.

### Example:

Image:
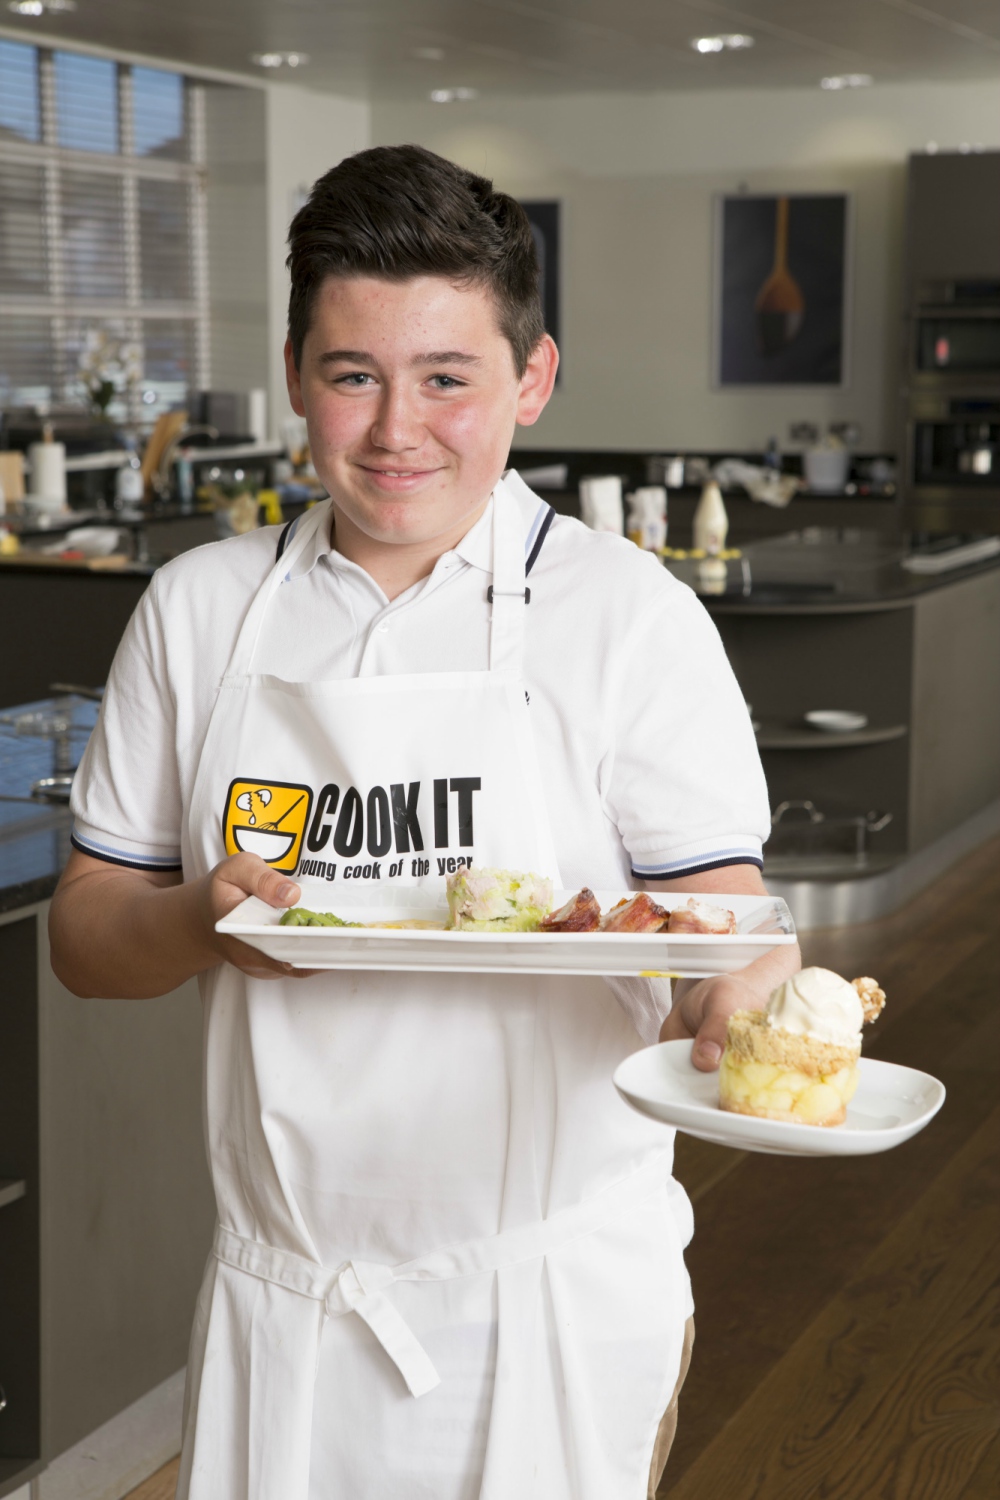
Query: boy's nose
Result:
<box><xmin>370</xmin><ymin>389</ymin><xmax>424</xmax><ymax>452</ymax></box>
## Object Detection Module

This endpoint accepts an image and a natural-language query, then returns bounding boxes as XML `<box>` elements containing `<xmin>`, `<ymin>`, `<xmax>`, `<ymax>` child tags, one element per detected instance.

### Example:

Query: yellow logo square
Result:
<box><xmin>222</xmin><ymin>778</ymin><xmax>313</xmax><ymax>873</ymax></box>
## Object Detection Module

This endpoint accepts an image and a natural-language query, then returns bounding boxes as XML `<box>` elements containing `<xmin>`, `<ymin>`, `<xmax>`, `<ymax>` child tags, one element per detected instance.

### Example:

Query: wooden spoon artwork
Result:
<box><xmin>755</xmin><ymin>197</ymin><xmax>804</xmax><ymax>355</ymax></box>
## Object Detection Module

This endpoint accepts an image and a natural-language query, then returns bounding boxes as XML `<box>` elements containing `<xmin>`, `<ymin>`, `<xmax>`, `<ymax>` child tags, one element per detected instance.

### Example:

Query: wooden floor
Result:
<box><xmin>663</xmin><ymin>834</ymin><xmax>1000</xmax><ymax>1498</ymax></box>
<box><xmin>123</xmin><ymin>1456</ymin><xmax>179</xmax><ymax>1500</ymax></box>
<box><xmin>124</xmin><ymin>839</ymin><xmax>1000</xmax><ymax>1500</ymax></box>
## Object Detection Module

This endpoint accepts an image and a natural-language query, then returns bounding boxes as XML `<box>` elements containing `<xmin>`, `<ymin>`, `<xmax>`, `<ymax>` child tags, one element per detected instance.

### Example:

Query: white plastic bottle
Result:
<box><xmin>692</xmin><ymin>480</ymin><xmax>729</xmax><ymax>555</ymax></box>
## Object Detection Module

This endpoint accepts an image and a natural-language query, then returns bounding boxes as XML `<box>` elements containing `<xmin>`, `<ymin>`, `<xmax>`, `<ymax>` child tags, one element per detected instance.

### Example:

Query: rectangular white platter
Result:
<box><xmin>216</xmin><ymin>888</ymin><xmax>796</xmax><ymax>977</ymax></box>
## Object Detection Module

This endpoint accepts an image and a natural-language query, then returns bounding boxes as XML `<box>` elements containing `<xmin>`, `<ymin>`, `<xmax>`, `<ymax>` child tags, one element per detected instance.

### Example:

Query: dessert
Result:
<box><xmin>665</xmin><ymin>897</ymin><xmax>737</xmax><ymax>935</ymax></box>
<box><xmin>599</xmin><ymin>893</ymin><xmax>670</xmax><ymax>932</ymax></box>
<box><xmin>446</xmin><ymin>867</ymin><xmax>554</xmax><ymax>931</ymax></box>
<box><xmin>718</xmin><ymin>967</ymin><xmax>886</xmax><ymax>1127</ymax></box>
<box><xmin>541</xmin><ymin>888</ymin><xmax>602</xmax><ymax>931</ymax></box>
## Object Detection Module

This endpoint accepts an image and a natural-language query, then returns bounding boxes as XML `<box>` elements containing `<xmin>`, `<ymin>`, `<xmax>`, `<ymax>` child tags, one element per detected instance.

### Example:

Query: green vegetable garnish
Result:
<box><xmin>279</xmin><ymin>907</ymin><xmax>363</xmax><ymax>928</ymax></box>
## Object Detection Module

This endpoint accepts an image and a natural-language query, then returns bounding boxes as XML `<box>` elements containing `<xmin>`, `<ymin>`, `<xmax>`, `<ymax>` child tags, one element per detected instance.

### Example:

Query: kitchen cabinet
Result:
<box><xmin>0</xmin><ymin>807</ymin><xmax>214</xmax><ymax>1494</ymax></box>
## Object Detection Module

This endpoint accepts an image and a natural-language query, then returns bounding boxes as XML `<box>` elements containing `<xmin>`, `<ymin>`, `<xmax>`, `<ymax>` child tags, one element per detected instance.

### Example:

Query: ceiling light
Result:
<box><xmin>690</xmin><ymin>34</ymin><xmax>754</xmax><ymax>54</ymax></box>
<box><xmin>413</xmin><ymin>47</ymin><xmax>445</xmax><ymax>61</ymax></box>
<box><xmin>820</xmin><ymin>73</ymin><xmax>873</xmax><ymax>89</ymax></box>
<box><xmin>8</xmin><ymin>0</ymin><xmax>76</xmax><ymax>14</ymax></box>
<box><xmin>251</xmin><ymin>51</ymin><xmax>309</xmax><ymax>69</ymax></box>
<box><xmin>429</xmin><ymin>86</ymin><xmax>478</xmax><ymax>103</ymax></box>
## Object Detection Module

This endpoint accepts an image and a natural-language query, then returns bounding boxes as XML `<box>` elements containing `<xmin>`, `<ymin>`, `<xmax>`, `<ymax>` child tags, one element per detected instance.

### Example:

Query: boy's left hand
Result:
<box><xmin>659</xmin><ymin>974</ymin><xmax>762</xmax><ymax>1071</ymax></box>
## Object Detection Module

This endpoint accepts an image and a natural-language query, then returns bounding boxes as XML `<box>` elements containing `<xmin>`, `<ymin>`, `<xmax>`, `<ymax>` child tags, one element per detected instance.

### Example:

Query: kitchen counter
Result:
<box><xmin>0</xmin><ymin>500</ymin><xmax>320</xmax><ymax>707</ymax></box>
<box><xmin>663</xmin><ymin>527</ymin><xmax>1000</xmax><ymax>612</ymax></box>
<box><xmin>0</xmin><ymin>696</ymin><xmax>98</xmax><ymax>912</ymax></box>
<box><xmin>665</xmin><ymin>531</ymin><xmax>1000</xmax><ymax>923</ymax></box>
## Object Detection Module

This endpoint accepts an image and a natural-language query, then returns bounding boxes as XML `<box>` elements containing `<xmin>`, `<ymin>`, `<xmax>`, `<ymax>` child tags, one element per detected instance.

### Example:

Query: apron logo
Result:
<box><xmin>222</xmin><ymin>779</ymin><xmax>313</xmax><ymax>872</ymax></box>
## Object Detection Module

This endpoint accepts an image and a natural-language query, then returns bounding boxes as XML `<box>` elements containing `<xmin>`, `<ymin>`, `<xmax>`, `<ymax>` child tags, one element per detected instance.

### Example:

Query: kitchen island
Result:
<box><xmin>664</xmin><ymin>529</ymin><xmax>1000</xmax><ymax>924</ymax></box>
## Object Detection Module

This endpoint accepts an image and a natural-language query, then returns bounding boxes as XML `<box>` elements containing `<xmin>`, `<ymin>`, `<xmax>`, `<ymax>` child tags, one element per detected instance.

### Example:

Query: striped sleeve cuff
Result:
<box><xmin>630</xmin><ymin>836</ymin><xmax>764</xmax><ymax>881</ymax></box>
<box><xmin>71</xmin><ymin>823</ymin><xmax>183</xmax><ymax>872</ymax></box>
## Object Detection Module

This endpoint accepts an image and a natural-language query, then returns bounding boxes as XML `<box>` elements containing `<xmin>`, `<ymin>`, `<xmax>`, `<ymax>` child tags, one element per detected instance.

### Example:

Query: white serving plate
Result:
<box><xmin>216</xmin><ymin>889</ymin><xmax>796</xmax><ymax>978</ymax></box>
<box><xmin>804</xmin><ymin>709</ymin><xmax>869</xmax><ymax>733</ymax></box>
<box><xmin>613</xmin><ymin>1040</ymin><xmax>945</xmax><ymax>1157</ymax></box>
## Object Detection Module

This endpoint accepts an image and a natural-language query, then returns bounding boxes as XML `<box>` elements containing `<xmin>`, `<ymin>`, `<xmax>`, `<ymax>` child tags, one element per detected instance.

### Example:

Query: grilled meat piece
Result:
<box><xmin>665</xmin><ymin>897</ymin><xmax>737</xmax><ymax>935</ymax></box>
<box><xmin>599</xmin><ymin>892</ymin><xmax>670</xmax><ymax>933</ymax></box>
<box><xmin>540</xmin><ymin>888</ymin><xmax>602</xmax><ymax>932</ymax></box>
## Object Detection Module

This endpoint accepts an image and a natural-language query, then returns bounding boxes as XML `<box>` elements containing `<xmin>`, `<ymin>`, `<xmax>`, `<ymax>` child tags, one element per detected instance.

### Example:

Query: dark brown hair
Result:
<box><xmin>286</xmin><ymin>144</ymin><xmax>545</xmax><ymax>375</ymax></box>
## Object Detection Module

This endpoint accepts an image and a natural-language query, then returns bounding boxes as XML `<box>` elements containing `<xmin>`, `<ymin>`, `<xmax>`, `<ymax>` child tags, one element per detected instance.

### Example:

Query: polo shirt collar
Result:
<box><xmin>280</xmin><ymin>500</ymin><xmax>336</xmax><ymax>582</ymax></box>
<box><xmin>284</xmin><ymin>471</ymin><xmax>549</xmax><ymax>584</ymax></box>
<box><xmin>453</xmin><ymin>470</ymin><xmax>550</xmax><ymax>575</ymax></box>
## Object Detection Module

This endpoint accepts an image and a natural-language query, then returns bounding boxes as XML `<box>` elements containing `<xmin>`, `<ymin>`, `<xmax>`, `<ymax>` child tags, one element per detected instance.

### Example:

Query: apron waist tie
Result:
<box><xmin>212</xmin><ymin>1154</ymin><xmax>671</xmax><ymax>1400</ymax></box>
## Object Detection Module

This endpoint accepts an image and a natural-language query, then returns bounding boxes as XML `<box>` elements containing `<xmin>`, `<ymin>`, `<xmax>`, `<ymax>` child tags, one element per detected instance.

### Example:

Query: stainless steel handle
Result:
<box><xmin>772</xmin><ymin>799</ymin><xmax>825</xmax><ymax>826</ymax></box>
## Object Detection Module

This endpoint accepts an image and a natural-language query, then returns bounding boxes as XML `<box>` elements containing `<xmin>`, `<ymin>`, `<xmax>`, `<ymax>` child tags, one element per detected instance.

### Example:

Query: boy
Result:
<box><xmin>51</xmin><ymin>145</ymin><xmax>797</xmax><ymax>1498</ymax></box>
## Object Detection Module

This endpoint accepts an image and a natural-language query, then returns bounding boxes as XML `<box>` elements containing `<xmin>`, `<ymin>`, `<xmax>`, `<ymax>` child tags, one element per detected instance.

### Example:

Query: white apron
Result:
<box><xmin>176</xmin><ymin>488</ymin><xmax>693</xmax><ymax>1500</ymax></box>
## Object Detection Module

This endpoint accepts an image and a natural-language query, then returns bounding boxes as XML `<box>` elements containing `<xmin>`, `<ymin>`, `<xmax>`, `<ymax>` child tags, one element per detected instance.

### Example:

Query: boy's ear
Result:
<box><xmin>515</xmin><ymin>335</ymin><xmax>559</xmax><ymax>428</ymax></box>
<box><xmin>285</xmin><ymin>337</ymin><xmax>306</xmax><ymax>417</ymax></box>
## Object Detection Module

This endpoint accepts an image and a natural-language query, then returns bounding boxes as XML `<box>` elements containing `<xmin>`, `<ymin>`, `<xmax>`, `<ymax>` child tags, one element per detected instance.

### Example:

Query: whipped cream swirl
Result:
<box><xmin>766</xmin><ymin>966</ymin><xmax>864</xmax><ymax>1046</ymax></box>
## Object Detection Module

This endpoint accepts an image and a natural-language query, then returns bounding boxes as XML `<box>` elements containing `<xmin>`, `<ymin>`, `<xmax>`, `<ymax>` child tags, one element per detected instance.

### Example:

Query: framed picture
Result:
<box><xmin>521</xmin><ymin>200</ymin><xmax>561</xmax><ymax>379</ymax></box>
<box><xmin>715</xmin><ymin>193</ymin><xmax>850</xmax><ymax>386</ymax></box>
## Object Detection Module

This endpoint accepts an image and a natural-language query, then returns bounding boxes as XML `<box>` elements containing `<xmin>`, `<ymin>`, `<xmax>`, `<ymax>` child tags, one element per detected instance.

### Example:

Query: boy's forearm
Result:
<box><xmin>49</xmin><ymin>867</ymin><xmax>215</xmax><ymax>999</ymax></box>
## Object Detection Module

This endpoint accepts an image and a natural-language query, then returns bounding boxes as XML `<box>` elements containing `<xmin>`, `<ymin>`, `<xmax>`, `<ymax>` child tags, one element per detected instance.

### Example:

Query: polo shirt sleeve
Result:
<box><xmin>605</xmin><ymin>579</ymin><xmax>770</xmax><ymax>880</ymax></box>
<box><xmin>70</xmin><ymin>570</ymin><xmax>184</xmax><ymax>871</ymax></box>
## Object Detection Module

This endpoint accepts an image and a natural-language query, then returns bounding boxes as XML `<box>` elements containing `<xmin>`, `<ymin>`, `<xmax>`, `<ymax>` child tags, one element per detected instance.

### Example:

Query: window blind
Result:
<box><xmin>0</xmin><ymin>160</ymin><xmax>47</xmax><ymax>295</ymax></box>
<box><xmin>0</xmin><ymin>41</ymin><xmax>208</xmax><ymax>423</ymax></box>
<box><xmin>0</xmin><ymin>38</ymin><xmax>41</xmax><ymax>142</ymax></box>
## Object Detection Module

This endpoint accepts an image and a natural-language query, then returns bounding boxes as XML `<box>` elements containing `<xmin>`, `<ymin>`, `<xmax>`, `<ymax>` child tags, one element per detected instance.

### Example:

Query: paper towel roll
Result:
<box><xmin>248</xmin><ymin>388</ymin><xmax>268</xmax><ymax>445</ymax></box>
<box><xmin>579</xmin><ymin>474</ymin><xmax>623</xmax><ymax>533</ymax></box>
<box><xmin>28</xmin><ymin>441</ymin><xmax>67</xmax><ymax>511</ymax></box>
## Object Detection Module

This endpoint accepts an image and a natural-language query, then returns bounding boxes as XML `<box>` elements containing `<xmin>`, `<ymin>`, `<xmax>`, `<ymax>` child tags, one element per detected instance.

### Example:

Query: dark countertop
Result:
<box><xmin>0</xmin><ymin>696</ymin><xmax>99</xmax><ymax>913</ymax></box>
<box><xmin>2</xmin><ymin>526</ymin><xmax>998</xmax><ymax>907</ymax></box>
<box><xmin>663</xmin><ymin>528</ymin><xmax>1000</xmax><ymax>613</ymax></box>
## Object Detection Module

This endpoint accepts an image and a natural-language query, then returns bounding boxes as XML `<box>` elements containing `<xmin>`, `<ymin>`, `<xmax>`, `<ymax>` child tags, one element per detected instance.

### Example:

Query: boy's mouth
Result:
<box><xmin>358</xmin><ymin>463</ymin><xmax>443</xmax><ymax>487</ymax></box>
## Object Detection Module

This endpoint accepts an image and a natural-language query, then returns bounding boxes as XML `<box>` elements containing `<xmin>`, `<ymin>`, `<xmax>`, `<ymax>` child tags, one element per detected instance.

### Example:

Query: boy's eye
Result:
<box><xmin>430</xmin><ymin>374</ymin><xmax>464</xmax><ymax>389</ymax></box>
<box><xmin>334</xmin><ymin>372</ymin><xmax>375</xmax><ymax>387</ymax></box>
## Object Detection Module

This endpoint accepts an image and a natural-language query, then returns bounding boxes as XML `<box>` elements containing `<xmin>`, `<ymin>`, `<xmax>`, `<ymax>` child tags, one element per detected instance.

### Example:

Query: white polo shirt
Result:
<box><xmin>71</xmin><ymin>471</ymin><xmax>770</xmax><ymax>885</ymax></box>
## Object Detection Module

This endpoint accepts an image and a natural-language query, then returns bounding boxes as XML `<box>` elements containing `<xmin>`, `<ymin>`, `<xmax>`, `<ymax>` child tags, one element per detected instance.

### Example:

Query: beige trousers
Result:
<box><xmin>647</xmin><ymin>1317</ymin><xmax>696</xmax><ymax>1498</ymax></box>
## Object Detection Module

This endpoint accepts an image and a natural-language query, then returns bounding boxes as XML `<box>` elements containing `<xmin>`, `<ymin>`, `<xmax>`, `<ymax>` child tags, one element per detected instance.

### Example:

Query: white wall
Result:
<box><xmin>266</xmin><ymin>84</ymin><xmax>370</xmax><ymax>436</ymax></box>
<box><xmin>373</xmin><ymin>81</ymin><xmax>1000</xmax><ymax>453</ymax></box>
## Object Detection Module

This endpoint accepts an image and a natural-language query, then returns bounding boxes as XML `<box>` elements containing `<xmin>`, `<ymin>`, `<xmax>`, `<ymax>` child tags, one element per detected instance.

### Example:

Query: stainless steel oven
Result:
<box><xmin>900</xmin><ymin>149</ymin><xmax>1000</xmax><ymax>530</ymax></box>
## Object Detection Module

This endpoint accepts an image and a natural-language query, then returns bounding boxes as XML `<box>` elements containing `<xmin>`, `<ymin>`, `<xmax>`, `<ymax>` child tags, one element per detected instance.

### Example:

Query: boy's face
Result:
<box><xmin>285</xmin><ymin>275</ymin><xmax>557</xmax><ymax>553</ymax></box>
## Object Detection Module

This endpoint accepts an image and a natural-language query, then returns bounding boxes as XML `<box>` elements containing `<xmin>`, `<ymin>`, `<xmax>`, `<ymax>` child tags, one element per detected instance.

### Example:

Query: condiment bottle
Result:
<box><xmin>692</xmin><ymin>480</ymin><xmax>728</xmax><ymax>556</ymax></box>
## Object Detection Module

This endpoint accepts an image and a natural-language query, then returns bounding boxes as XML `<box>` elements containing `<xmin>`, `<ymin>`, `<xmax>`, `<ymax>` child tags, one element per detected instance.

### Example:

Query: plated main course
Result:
<box><xmin>279</xmin><ymin>866</ymin><xmax>739</xmax><ymax>936</ymax></box>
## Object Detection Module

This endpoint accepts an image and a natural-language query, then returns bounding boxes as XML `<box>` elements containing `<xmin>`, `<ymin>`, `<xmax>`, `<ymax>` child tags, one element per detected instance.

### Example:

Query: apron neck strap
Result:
<box><xmin>226</xmin><ymin>501</ymin><xmax>331</xmax><ymax>680</ymax></box>
<box><xmin>488</xmin><ymin>485</ymin><xmax>528</xmax><ymax>680</ymax></box>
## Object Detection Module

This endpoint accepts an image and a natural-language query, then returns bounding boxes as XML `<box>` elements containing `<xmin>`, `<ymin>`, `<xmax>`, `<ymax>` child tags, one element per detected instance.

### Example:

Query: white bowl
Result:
<box><xmin>804</xmin><ymin>710</ymin><xmax>868</xmax><ymax>734</ymax></box>
<box><xmin>232</xmin><ymin>826</ymin><xmax>297</xmax><ymax>861</ymax></box>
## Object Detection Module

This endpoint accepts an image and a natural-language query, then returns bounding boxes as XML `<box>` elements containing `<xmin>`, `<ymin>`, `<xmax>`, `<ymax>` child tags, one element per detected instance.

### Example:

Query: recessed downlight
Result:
<box><xmin>8</xmin><ymin>0</ymin><xmax>76</xmax><ymax>13</ymax></box>
<box><xmin>429</xmin><ymin>86</ymin><xmax>478</xmax><ymax>103</ymax></box>
<box><xmin>820</xmin><ymin>73</ymin><xmax>873</xmax><ymax>90</ymax></box>
<box><xmin>690</xmin><ymin>34</ymin><xmax>754</xmax><ymax>54</ymax></box>
<box><xmin>251</xmin><ymin>51</ymin><xmax>309</xmax><ymax>69</ymax></box>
